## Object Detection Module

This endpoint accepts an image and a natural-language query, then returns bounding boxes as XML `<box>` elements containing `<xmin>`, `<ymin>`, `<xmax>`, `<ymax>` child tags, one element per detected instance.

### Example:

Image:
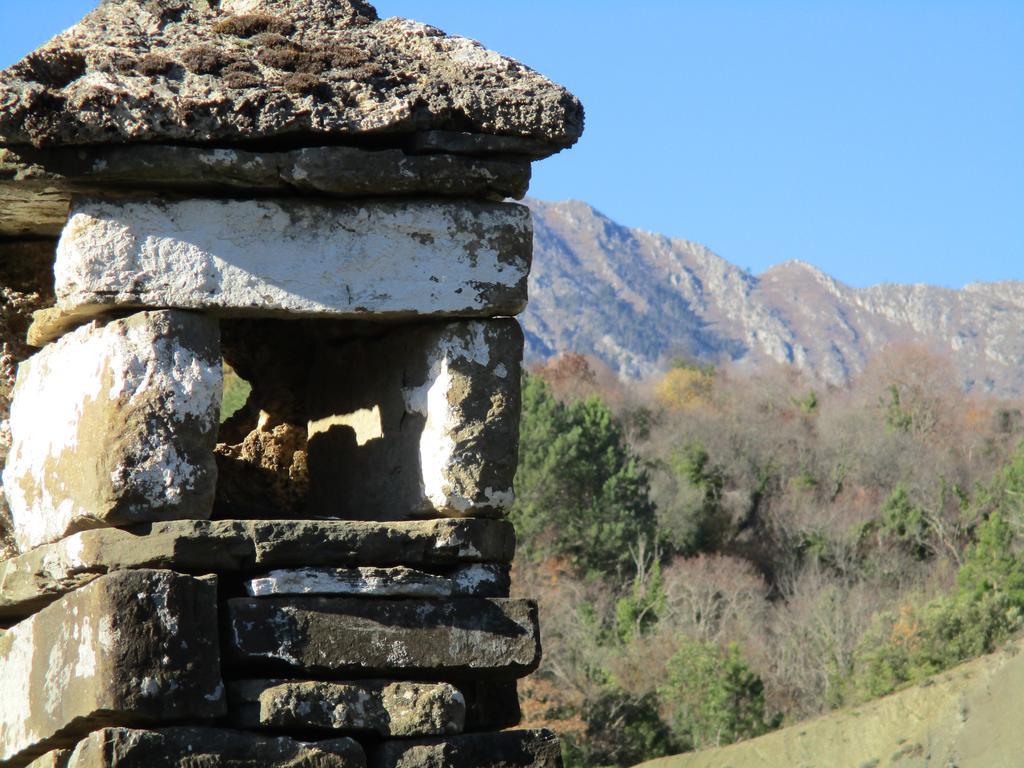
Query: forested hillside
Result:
<box><xmin>508</xmin><ymin>349</ymin><xmax>1024</xmax><ymax>767</ymax></box>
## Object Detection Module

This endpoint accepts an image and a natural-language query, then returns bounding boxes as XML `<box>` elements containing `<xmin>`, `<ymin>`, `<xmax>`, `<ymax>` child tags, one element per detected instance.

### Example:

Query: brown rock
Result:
<box><xmin>0</xmin><ymin>0</ymin><xmax>583</xmax><ymax>154</ymax></box>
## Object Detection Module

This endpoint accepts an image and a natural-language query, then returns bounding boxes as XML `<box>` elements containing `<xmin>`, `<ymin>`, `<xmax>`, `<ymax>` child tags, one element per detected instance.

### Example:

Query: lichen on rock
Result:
<box><xmin>0</xmin><ymin>0</ymin><xmax>584</xmax><ymax>155</ymax></box>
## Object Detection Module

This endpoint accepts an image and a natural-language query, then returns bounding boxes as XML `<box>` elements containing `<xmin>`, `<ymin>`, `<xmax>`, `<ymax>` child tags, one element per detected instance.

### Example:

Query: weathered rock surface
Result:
<box><xmin>0</xmin><ymin>240</ymin><xmax>56</xmax><ymax>561</ymax></box>
<box><xmin>0</xmin><ymin>570</ymin><xmax>224</xmax><ymax>767</ymax></box>
<box><xmin>229</xmin><ymin>680</ymin><xmax>465</xmax><ymax>737</ymax></box>
<box><xmin>448</xmin><ymin>563</ymin><xmax>511</xmax><ymax>598</ymax></box>
<box><xmin>307</xmin><ymin>319</ymin><xmax>522</xmax><ymax>520</ymax></box>
<box><xmin>0</xmin><ymin>0</ymin><xmax>583</xmax><ymax>154</ymax></box>
<box><xmin>246</xmin><ymin>566</ymin><xmax>454</xmax><ymax>598</ymax></box>
<box><xmin>369</xmin><ymin>730</ymin><xmax>562</xmax><ymax>768</ymax></box>
<box><xmin>44</xmin><ymin>199</ymin><xmax>531</xmax><ymax>341</ymax></box>
<box><xmin>0</xmin><ymin>145</ymin><xmax>530</xmax><ymax>238</ymax></box>
<box><xmin>214</xmin><ymin>420</ymin><xmax>310</xmax><ymax>517</ymax></box>
<box><xmin>2</xmin><ymin>310</ymin><xmax>221</xmax><ymax>552</ymax></box>
<box><xmin>0</xmin><ymin>518</ymin><xmax>515</xmax><ymax>622</ymax></box>
<box><xmin>243</xmin><ymin>563</ymin><xmax>511</xmax><ymax>599</ymax></box>
<box><xmin>226</xmin><ymin>597</ymin><xmax>540</xmax><ymax>680</ymax></box>
<box><xmin>39</xmin><ymin>728</ymin><xmax>364</xmax><ymax>768</ymax></box>
<box><xmin>243</xmin><ymin>563</ymin><xmax>510</xmax><ymax>599</ymax></box>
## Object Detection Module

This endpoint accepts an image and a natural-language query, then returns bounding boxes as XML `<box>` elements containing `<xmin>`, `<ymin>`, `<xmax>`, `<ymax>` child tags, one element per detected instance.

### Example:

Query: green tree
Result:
<box><xmin>561</xmin><ymin>689</ymin><xmax>674</xmax><ymax>768</ymax></box>
<box><xmin>852</xmin><ymin>592</ymin><xmax>1022</xmax><ymax>701</ymax></box>
<box><xmin>513</xmin><ymin>374</ymin><xmax>656</xmax><ymax>576</ymax></box>
<box><xmin>659</xmin><ymin>641</ymin><xmax>778</xmax><ymax>752</ymax></box>
<box><xmin>657</xmin><ymin>443</ymin><xmax>730</xmax><ymax>555</ymax></box>
<box><xmin>880</xmin><ymin>485</ymin><xmax>930</xmax><ymax>560</ymax></box>
<box><xmin>614</xmin><ymin>553</ymin><xmax>666</xmax><ymax>644</ymax></box>
<box><xmin>852</xmin><ymin>443</ymin><xmax>1024</xmax><ymax>700</ymax></box>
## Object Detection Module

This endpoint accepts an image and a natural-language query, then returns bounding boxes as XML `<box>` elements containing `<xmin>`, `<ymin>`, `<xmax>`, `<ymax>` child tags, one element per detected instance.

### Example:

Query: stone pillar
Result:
<box><xmin>0</xmin><ymin>1</ymin><xmax>582</xmax><ymax>767</ymax></box>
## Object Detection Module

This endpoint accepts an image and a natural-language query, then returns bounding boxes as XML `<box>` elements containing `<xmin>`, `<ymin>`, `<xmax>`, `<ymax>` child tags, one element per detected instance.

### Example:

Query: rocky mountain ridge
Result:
<box><xmin>524</xmin><ymin>198</ymin><xmax>1024</xmax><ymax>394</ymax></box>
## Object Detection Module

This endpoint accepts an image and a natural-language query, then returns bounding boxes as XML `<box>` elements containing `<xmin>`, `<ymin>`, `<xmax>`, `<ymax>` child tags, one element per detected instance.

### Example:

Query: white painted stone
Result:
<box><xmin>0</xmin><ymin>570</ymin><xmax>223</xmax><ymax>767</ymax></box>
<box><xmin>53</xmin><ymin>198</ymin><xmax>531</xmax><ymax>321</ymax></box>
<box><xmin>2</xmin><ymin>310</ymin><xmax>221</xmax><ymax>552</ymax></box>
<box><xmin>448</xmin><ymin>564</ymin><xmax>510</xmax><ymax>597</ymax></box>
<box><xmin>245</xmin><ymin>567</ymin><xmax>453</xmax><ymax>599</ymax></box>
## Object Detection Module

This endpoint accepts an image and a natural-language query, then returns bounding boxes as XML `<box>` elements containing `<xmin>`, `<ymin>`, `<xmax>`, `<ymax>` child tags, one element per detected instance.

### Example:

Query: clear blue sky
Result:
<box><xmin>2</xmin><ymin>1</ymin><xmax>1021</xmax><ymax>288</ymax></box>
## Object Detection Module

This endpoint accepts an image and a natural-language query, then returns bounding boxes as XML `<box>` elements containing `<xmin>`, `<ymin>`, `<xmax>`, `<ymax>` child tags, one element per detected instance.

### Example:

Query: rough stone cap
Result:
<box><xmin>0</xmin><ymin>0</ymin><xmax>584</xmax><ymax>157</ymax></box>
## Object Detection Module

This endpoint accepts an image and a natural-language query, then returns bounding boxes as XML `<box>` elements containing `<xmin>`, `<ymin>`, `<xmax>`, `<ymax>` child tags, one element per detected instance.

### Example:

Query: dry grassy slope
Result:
<box><xmin>634</xmin><ymin>640</ymin><xmax>1024</xmax><ymax>768</ymax></box>
<box><xmin>525</xmin><ymin>198</ymin><xmax>1024</xmax><ymax>394</ymax></box>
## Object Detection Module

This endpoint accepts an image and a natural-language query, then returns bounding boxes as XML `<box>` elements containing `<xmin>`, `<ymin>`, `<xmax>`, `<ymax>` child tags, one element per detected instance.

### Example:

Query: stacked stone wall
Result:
<box><xmin>0</xmin><ymin>1</ymin><xmax>583</xmax><ymax>766</ymax></box>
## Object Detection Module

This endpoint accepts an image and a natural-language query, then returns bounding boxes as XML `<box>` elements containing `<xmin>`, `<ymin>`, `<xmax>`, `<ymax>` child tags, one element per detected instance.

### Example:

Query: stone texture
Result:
<box><xmin>49</xmin><ymin>199</ymin><xmax>531</xmax><ymax>331</ymax></box>
<box><xmin>243</xmin><ymin>563</ymin><xmax>510</xmax><ymax>599</ymax></box>
<box><xmin>307</xmin><ymin>319</ymin><xmax>523</xmax><ymax>520</ymax></box>
<box><xmin>226</xmin><ymin>597</ymin><xmax>540</xmax><ymax>680</ymax></box>
<box><xmin>246</xmin><ymin>566</ymin><xmax>454</xmax><ymax>598</ymax></box>
<box><xmin>24</xmin><ymin>751</ymin><xmax>70</xmax><ymax>768</ymax></box>
<box><xmin>0</xmin><ymin>0</ymin><xmax>583</xmax><ymax>154</ymax></box>
<box><xmin>0</xmin><ymin>144</ymin><xmax>530</xmax><ymax>238</ymax></box>
<box><xmin>56</xmin><ymin>728</ymin><xmax>364</xmax><ymax>768</ymax></box>
<box><xmin>0</xmin><ymin>518</ymin><xmax>516</xmax><ymax>622</ymax></box>
<box><xmin>0</xmin><ymin>241</ymin><xmax>56</xmax><ymax>561</ymax></box>
<box><xmin>2</xmin><ymin>310</ymin><xmax>221</xmax><ymax>552</ymax></box>
<box><xmin>448</xmin><ymin>563</ymin><xmax>512</xmax><ymax>598</ymax></box>
<box><xmin>0</xmin><ymin>570</ymin><xmax>224</xmax><ymax>767</ymax></box>
<box><xmin>228</xmin><ymin>680</ymin><xmax>465</xmax><ymax>737</ymax></box>
<box><xmin>369</xmin><ymin>730</ymin><xmax>562</xmax><ymax>768</ymax></box>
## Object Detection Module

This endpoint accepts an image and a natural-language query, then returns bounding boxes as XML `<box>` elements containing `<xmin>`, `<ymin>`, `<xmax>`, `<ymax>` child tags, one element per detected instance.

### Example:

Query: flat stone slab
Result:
<box><xmin>0</xmin><ymin>0</ymin><xmax>582</xmax><ymax>154</ymax></box>
<box><xmin>244</xmin><ymin>563</ymin><xmax>510</xmax><ymax>599</ymax></box>
<box><xmin>29</xmin><ymin>728</ymin><xmax>364</xmax><ymax>768</ymax></box>
<box><xmin>245</xmin><ymin>566</ymin><xmax>454</xmax><ymax>598</ymax></box>
<box><xmin>45</xmin><ymin>199</ymin><xmax>531</xmax><ymax>341</ymax></box>
<box><xmin>229</xmin><ymin>680</ymin><xmax>465</xmax><ymax>737</ymax></box>
<box><xmin>369</xmin><ymin>730</ymin><xmax>562</xmax><ymax>768</ymax></box>
<box><xmin>0</xmin><ymin>570</ymin><xmax>224</xmax><ymax>767</ymax></box>
<box><xmin>307</xmin><ymin>319</ymin><xmax>523</xmax><ymax>520</ymax></box>
<box><xmin>0</xmin><ymin>145</ymin><xmax>530</xmax><ymax>238</ymax></box>
<box><xmin>2</xmin><ymin>310</ymin><xmax>221</xmax><ymax>552</ymax></box>
<box><xmin>0</xmin><ymin>518</ymin><xmax>515</xmax><ymax>622</ymax></box>
<box><xmin>225</xmin><ymin>597</ymin><xmax>540</xmax><ymax>680</ymax></box>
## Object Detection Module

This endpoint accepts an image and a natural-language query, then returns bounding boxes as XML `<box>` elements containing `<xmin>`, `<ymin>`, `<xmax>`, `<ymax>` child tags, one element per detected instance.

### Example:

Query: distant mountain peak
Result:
<box><xmin>523</xmin><ymin>200</ymin><xmax>1024</xmax><ymax>394</ymax></box>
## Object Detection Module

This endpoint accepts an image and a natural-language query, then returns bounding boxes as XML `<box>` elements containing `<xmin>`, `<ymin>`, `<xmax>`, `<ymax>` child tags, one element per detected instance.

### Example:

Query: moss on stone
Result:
<box><xmin>211</xmin><ymin>13</ymin><xmax>295</xmax><ymax>38</ymax></box>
